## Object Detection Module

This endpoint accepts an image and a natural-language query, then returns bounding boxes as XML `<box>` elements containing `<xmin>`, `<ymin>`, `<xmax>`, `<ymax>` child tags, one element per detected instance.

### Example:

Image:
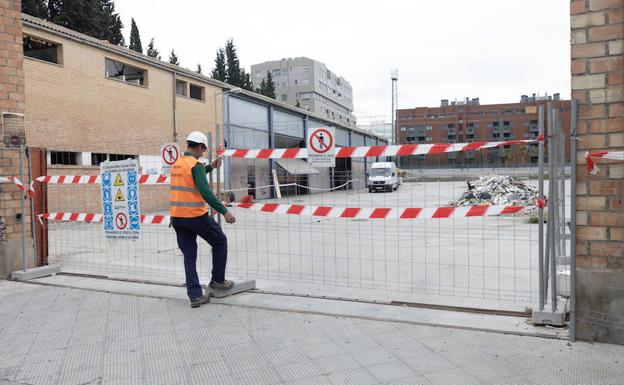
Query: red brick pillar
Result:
<box><xmin>571</xmin><ymin>0</ymin><xmax>624</xmax><ymax>344</ymax></box>
<box><xmin>0</xmin><ymin>0</ymin><xmax>33</xmax><ymax>277</ymax></box>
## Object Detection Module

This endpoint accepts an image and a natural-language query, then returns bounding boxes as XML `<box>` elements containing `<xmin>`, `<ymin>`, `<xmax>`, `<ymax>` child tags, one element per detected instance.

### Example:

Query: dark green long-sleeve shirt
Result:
<box><xmin>187</xmin><ymin>153</ymin><xmax>228</xmax><ymax>215</ymax></box>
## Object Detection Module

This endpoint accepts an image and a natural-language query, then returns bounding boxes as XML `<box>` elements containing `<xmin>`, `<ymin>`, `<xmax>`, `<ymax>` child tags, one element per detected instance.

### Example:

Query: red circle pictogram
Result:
<box><xmin>162</xmin><ymin>145</ymin><xmax>179</xmax><ymax>165</ymax></box>
<box><xmin>115</xmin><ymin>213</ymin><xmax>128</xmax><ymax>230</ymax></box>
<box><xmin>309</xmin><ymin>128</ymin><xmax>334</xmax><ymax>154</ymax></box>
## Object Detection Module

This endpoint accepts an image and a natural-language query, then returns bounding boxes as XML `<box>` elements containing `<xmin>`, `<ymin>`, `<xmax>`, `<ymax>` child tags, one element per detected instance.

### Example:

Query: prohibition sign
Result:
<box><xmin>162</xmin><ymin>145</ymin><xmax>179</xmax><ymax>165</ymax></box>
<box><xmin>309</xmin><ymin>128</ymin><xmax>334</xmax><ymax>154</ymax></box>
<box><xmin>115</xmin><ymin>213</ymin><xmax>128</xmax><ymax>230</ymax></box>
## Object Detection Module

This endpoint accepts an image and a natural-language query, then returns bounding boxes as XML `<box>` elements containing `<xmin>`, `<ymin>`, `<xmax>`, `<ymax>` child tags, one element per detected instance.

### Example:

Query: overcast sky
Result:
<box><xmin>115</xmin><ymin>0</ymin><xmax>571</xmax><ymax>119</ymax></box>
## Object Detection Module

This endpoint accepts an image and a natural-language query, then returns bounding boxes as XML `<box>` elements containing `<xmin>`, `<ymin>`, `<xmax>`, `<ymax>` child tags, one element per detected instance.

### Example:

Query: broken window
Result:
<box><xmin>176</xmin><ymin>79</ymin><xmax>187</xmax><ymax>96</ymax></box>
<box><xmin>50</xmin><ymin>151</ymin><xmax>77</xmax><ymax>165</ymax></box>
<box><xmin>91</xmin><ymin>153</ymin><xmax>108</xmax><ymax>165</ymax></box>
<box><xmin>23</xmin><ymin>35</ymin><xmax>62</xmax><ymax>64</ymax></box>
<box><xmin>109</xmin><ymin>154</ymin><xmax>136</xmax><ymax>161</ymax></box>
<box><xmin>105</xmin><ymin>58</ymin><xmax>146</xmax><ymax>86</ymax></box>
<box><xmin>189</xmin><ymin>84</ymin><xmax>204</xmax><ymax>101</ymax></box>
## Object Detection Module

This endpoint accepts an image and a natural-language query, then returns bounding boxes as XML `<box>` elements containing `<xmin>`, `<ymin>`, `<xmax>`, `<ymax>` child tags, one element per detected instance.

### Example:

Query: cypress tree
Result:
<box><xmin>129</xmin><ymin>18</ymin><xmax>142</xmax><ymax>53</ymax></box>
<box><xmin>48</xmin><ymin>0</ymin><xmax>61</xmax><ymax>22</ymax></box>
<box><xmin>224</xmin><ymin>38</ymin><xmax>242</xmax><ymax>86</ymax></box>
<box><xmin>100</xmin><ymin>0</ymin><xmax>125</xmax><ymax>45</ymax></box>
<box><xmin>211</xmin><ymin>48</ymin><xmax>227</xmax><ymax>82</ymax></box>
<box><xmin>146</xmin><ymin>38</ymin><xmax>160</xmax><ymax>59</ymax></box>
<box><xmin>264</xmin><ymin>71</ymin><xmax>276</xmax><ymax>98</ymax></box>
<box><xmin>22</xmin><ymin>0</ymin><xmax>47</xmax><ymax>19</ymax></box>
<box><xmin>169</xmin><ymin>49</ymin><xmax>180</xmax><ymax>65</ymax></box>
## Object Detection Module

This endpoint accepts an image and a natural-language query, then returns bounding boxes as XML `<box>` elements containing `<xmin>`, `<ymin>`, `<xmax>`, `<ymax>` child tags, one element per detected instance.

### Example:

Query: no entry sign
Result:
<box><xmin>161</xmin><ymin>143</ymin><xmax>180</xmax><ymax>175</ymax></box>
<box><xmin>307</xmin><ymin>127</ymin><xmax>335</xmax><ymax>167</ymax></box>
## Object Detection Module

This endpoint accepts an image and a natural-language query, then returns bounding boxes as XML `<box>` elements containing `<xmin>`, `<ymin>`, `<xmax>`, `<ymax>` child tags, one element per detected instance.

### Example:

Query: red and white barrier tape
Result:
<box><xmin>1</xmin><ymin>176</ymin><xmax>35</xmax><ymax>197</ymax></box>
<box><xmin>234</xmin><ymin>202</ymin><xmax>532</xmax><ymax>219</ymax></box>
<box><xmin>38</xmin><ymin>202</ymin><xmax>532</xmax><ymax>224</ymax></box>
<box><xmin>585</xmin><ymin>151</ymin><xmax>624</xmax><ymax>175</ymax></box>
<box><xmin>38</xmin><ymin>213</ymin><xmax>169</xmax><ymax>225</ymax></box>
<box><xmin>218</xmin><ymin>136</ymin><xmax>544</xmax><ymax>159</ymax></box>
<box><xmin>35</xmin><ymin>174</ymin><xmax>169</xmax><ymax>184</ymax></box>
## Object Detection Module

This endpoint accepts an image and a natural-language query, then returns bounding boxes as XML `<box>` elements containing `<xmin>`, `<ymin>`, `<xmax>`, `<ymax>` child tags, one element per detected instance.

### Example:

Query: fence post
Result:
<box><xmin>538</xmin><ymin>104</ymin><xmax>545</xmax><ymax>311</ymax></box>
<box><xmin>570</xmin><ymin>99</ymin><xmax>578</xmax><ymax>341</ymax></box>
<box><xmin>215</xmin><ymin>128</ymin><xmax>222</xmax><ymax>225</ymax></box>
<box><xmin>19</xmin><ymin>145</ymin><xmax>27</xmax><ymax>272</ymax></box>
<box><xmin>26</xmin><ymin>147</ymin><xmax>38</xmax><ymax>267</ymax></box>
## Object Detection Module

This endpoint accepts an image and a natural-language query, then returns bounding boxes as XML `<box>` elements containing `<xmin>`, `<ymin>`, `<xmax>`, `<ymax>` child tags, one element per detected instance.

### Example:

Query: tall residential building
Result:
<box><xmin>396</xmin><ymin>94</ymin><xmax>571</xmax><ymax>167</ymax></box>
<box><xmin>251</xmin><ymin>57</ymin><xmax>356</xmax><ymax>126</ymax></box>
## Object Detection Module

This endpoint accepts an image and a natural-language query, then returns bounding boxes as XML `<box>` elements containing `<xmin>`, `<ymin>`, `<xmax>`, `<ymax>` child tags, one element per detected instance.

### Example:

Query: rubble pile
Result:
<box><xmin>451</xmin><ymin>175</ymin><xmax>538</xmax><ymax>207</ymax></box>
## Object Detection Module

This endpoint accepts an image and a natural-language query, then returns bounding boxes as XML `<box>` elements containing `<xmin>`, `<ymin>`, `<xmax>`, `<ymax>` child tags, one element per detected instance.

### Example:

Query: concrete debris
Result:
<box><xmin>451</xmin><ymin>175</ymin><xmax>538</xmax><ymax>207</ymax></box>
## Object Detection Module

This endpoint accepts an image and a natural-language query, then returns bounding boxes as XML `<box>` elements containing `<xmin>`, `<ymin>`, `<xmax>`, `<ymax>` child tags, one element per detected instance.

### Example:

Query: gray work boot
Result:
<box><xmin>190</xmin><ymin>293</ymin><xmax>211</xmax><ymax>308</ymax></box>
<box><xmin>209</xmin><ymin>280</ymin><xmax>234</xmax><ymax>290</ymax></box>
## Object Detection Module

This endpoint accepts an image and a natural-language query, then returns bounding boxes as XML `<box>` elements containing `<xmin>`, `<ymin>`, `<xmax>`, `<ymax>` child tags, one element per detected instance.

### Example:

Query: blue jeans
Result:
<box><xmin>171</xmin><ymin>214</ymin><xmax>228</xmax><ymax>300</ymax></box>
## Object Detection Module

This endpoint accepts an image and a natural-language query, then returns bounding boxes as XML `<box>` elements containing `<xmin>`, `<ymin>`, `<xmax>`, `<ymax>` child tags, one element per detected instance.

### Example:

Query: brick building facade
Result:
<box><xmin>571</xmin><ymin>0</ymin><xmax>624</xmax><ymax>344</ymax></box>
<box><xmin>0</xmin><ymin>0</ymin><xmax>34</xmax><ymax>278</ymax></box>
<box><xmin>396</xmin><ymin>96</ymin><xmax>571</xmax><ymax>168</ymax></box>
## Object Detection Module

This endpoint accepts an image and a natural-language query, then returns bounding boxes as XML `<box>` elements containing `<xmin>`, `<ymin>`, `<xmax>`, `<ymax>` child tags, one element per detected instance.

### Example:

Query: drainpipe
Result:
<box><xmin>172</xmin><ymin>71</ymin><xmax>178</xmax><ymax>143</ymax></box>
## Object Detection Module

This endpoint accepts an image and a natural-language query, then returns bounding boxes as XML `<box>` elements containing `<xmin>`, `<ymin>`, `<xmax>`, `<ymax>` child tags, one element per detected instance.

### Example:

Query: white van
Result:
<box><xmin>367</xmin><ymin>162</ymin><xmax>400</xmax><ymax>192</ymax></box>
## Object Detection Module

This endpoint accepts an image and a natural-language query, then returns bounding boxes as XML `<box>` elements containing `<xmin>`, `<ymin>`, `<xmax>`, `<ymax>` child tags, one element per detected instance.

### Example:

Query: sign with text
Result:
<box><xmin>161</xmin><ymin>143</ymin><xmax>180</xmax><ymax>175</ymax></box>
<box><xmin>307</xmin><ymin>127</ymin><xmax>335</xmax><ymax>167</ymax></box>
<box><xmin>101</xmin><ymin>159</ymin><xmax>140</xmax><ymax>240</ymax></box>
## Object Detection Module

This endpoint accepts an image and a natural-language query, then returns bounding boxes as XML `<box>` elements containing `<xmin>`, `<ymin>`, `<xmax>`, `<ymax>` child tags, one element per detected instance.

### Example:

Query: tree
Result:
<box><xmin>224</xmin><ymin>38</ymin><xmax>242</xmax><ymax>86</ymax></box>
<box><xmin>54</xmin><ymin>0</ymin><xmax>103</xmax><ymax>40</ymax></box>
<box><xmin>22</xmin><ymin>0</ymin><xmax>47</xmax><ymax>19</ymax></box>
<box><xmin>196</xmin><ymin>64</ymin><xmax>202</xmax><ymax>74</ymax></box>
<box><xmin>257</xmin><ymin>71</ymin><xmax>276</xmax><ymax>99</ymax></box>
<box><xmin>128</xmin><ymin>18</ymin><xmax>142</xmax><ymax>53</ymax></box>
<box><xmin>48</xmin><ymin>0</ymin><xmax>61</xmax><ymax>22</ymax></box>
<box><xmin>263</xmin><ymin>71</ymin><xmax>276</xmax><ymax>98</ymax></box>
<box><xmin>169</xmin><ymin>49</ymin><xmax>179</xmax><ymax>65</ymax></box>
<box><xmin>241</xmin><ymin>71</ymin><xmax>253</xmax><ymax>91</ymax></box>
<box><xmin>99</xmin><ymin>0</ymin><xmax>125</xmax><ymax>45</ymax></box>
<box><xmin>211</xmin><ymin>48</ymin><xmax>227</xmax><ymax>82</ymax></box>
<box><xmin>146</xmin><ymin>38</ymin><xmax>160</xmax><ymax>60</ymax></box>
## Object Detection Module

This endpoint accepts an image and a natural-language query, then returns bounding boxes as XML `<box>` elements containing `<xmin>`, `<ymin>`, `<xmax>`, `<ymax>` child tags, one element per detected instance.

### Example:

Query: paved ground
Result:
<box><xmin>1</xmin><ymin>280</ymin><xmax>622</xmax><ymax>385</ymax></box>
<box><xmin>46</xmin><ymin>179</ymin><xmax>570</xmax><ymax>311</ymax></box>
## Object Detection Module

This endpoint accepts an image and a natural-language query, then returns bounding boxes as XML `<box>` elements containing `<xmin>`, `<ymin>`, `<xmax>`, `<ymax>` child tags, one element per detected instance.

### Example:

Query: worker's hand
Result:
<box><xmin>211</xmin><ymin>157</ymin><xmax>222</xmax><ymax>170</ymax></box>
<box><xmin>224</xmin><ymin>211</ymin><xmax>236</xmax><ymax>224</ymax></box>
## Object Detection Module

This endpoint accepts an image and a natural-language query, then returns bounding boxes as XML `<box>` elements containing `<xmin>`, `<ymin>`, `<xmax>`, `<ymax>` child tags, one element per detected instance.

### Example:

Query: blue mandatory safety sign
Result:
<box><xmin>127</xmin><ymin>186</ymin><xmax>137</xmax><ymax>201</ymax></box>
<box><xmin>104</xmin><ymin>216</ymin><xmax>114</xmax><ymax>230</ymax></box>
<box><xmin>103</xmin><ymin>202</ymin><xmax>113</xmax><ymax>216</ymax></box>
<box><xmin>102</xmin><ymin>188</ymin><xmax>111</xmax><ymax>202</ymax></box>
<box><xmin>128</xmin><ymin>201</ymin><xmax>138</xmax><ymax>215</ymax></box>
<box><xmin>127</xmin><ymin>170</ymin><xmax>137</xmax><ymax>186</ymax></box>
<box><xmin>129</xmin><ymin>215</ymin><xmax>140</xmax><ymax>230</ymax></box>
<box><xmin>102</xmin><ymin>172</ymin><xmax>111</xmax><ymax>187</ymax></box>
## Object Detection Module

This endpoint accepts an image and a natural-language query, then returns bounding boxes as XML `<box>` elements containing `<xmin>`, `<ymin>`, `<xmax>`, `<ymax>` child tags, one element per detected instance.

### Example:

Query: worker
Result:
<box><xmin>170</xmin><ymin>131</ymin><xmax>236</xmax><ymax>308</ymax></box>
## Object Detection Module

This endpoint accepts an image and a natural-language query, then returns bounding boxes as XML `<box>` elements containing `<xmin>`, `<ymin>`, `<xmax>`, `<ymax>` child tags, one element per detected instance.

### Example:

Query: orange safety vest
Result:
<box><xmin>169</xmin><ymin>156</ymin><xmax>208</xmax><ymax>218</ymax></box>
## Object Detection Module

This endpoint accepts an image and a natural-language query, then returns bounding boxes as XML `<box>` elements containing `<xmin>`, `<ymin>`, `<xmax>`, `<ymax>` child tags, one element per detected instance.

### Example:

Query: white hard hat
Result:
<box><xmin>186</xmin><ymin>131</ymin><xmax>208</xmax><ymax>147</ymax></box>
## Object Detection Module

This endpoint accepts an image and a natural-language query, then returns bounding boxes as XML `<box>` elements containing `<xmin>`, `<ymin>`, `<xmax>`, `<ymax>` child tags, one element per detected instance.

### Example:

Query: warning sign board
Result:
<box><xmin>101</xmin><ymin>159</ymin><xmax>140</xmax><ymax>240</ymax></box>
<box><xmin>161</xmin><ymin>143</ymin><xmax>180</xmax><ymax>175</ymax></box>
<box><xmin>307</xmin><ymin>127</ymin><xmax>335</xmax><ymax>167</ymax></box>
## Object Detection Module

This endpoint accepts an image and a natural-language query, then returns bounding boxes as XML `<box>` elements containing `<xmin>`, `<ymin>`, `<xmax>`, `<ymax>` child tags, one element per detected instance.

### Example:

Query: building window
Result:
<box><xmin>176</xmin><ymin>79</ymin><xmax>187</xmax><ymax>96</ymax></box>
<box><xmin>447</xmin><ymin>124</ymin><xmax>454</xmax><ymax>129</ymax></box>
<box><xmin>109</xmin><ymin>154</ymin><xmax>136</xmax><ymax>161</ymax></box>
<box><xmin>302</xmin><ymin>65</ymin><xmax>309</xmax><ymax>71</ymax></box>
<box><xmin>189</xmin><ymin>84</ymin><xmax>204</xmax><ymax>101</ymax></box>
<box><xmin>50</xmin><ymin>151</ymin><xmax>77</xmax><ymax>165</ymax></box>
<box><xmin>503</xmin><ymin>121</ymin><xmax>510</xmax><ymax>126</ymax></box>
<box><xmin>23</xmin><ymin>35</ymin><xmax>62</xmax><ymax>64</ymax></box>
<box><xmin>105</xmin><ymin>58</ymin><xmax>146</xmax><ymax>86</ymax></box>
<box><xmin>91</xmin><ymin>153</ymin><xmax>108</xmax><ymax>165</ymax></box>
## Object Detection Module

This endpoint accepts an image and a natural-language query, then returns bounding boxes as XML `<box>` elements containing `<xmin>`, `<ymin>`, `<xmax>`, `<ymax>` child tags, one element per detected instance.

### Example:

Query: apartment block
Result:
<box><xmin>251</xmin><ymin>57</ymin><xmax>356</xmax><ymax>127</ymax></box>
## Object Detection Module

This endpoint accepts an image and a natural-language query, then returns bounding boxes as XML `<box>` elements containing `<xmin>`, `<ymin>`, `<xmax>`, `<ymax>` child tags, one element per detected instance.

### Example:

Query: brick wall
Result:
<box><xmin>571</xmin><ymin>0</ymin><xmax>624</xmax><ymax>344</ymax></box>
<box><xmin>0</xmin><ymin>0</ymin><xmax>34</xmax><ymax>276</ymax></box>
